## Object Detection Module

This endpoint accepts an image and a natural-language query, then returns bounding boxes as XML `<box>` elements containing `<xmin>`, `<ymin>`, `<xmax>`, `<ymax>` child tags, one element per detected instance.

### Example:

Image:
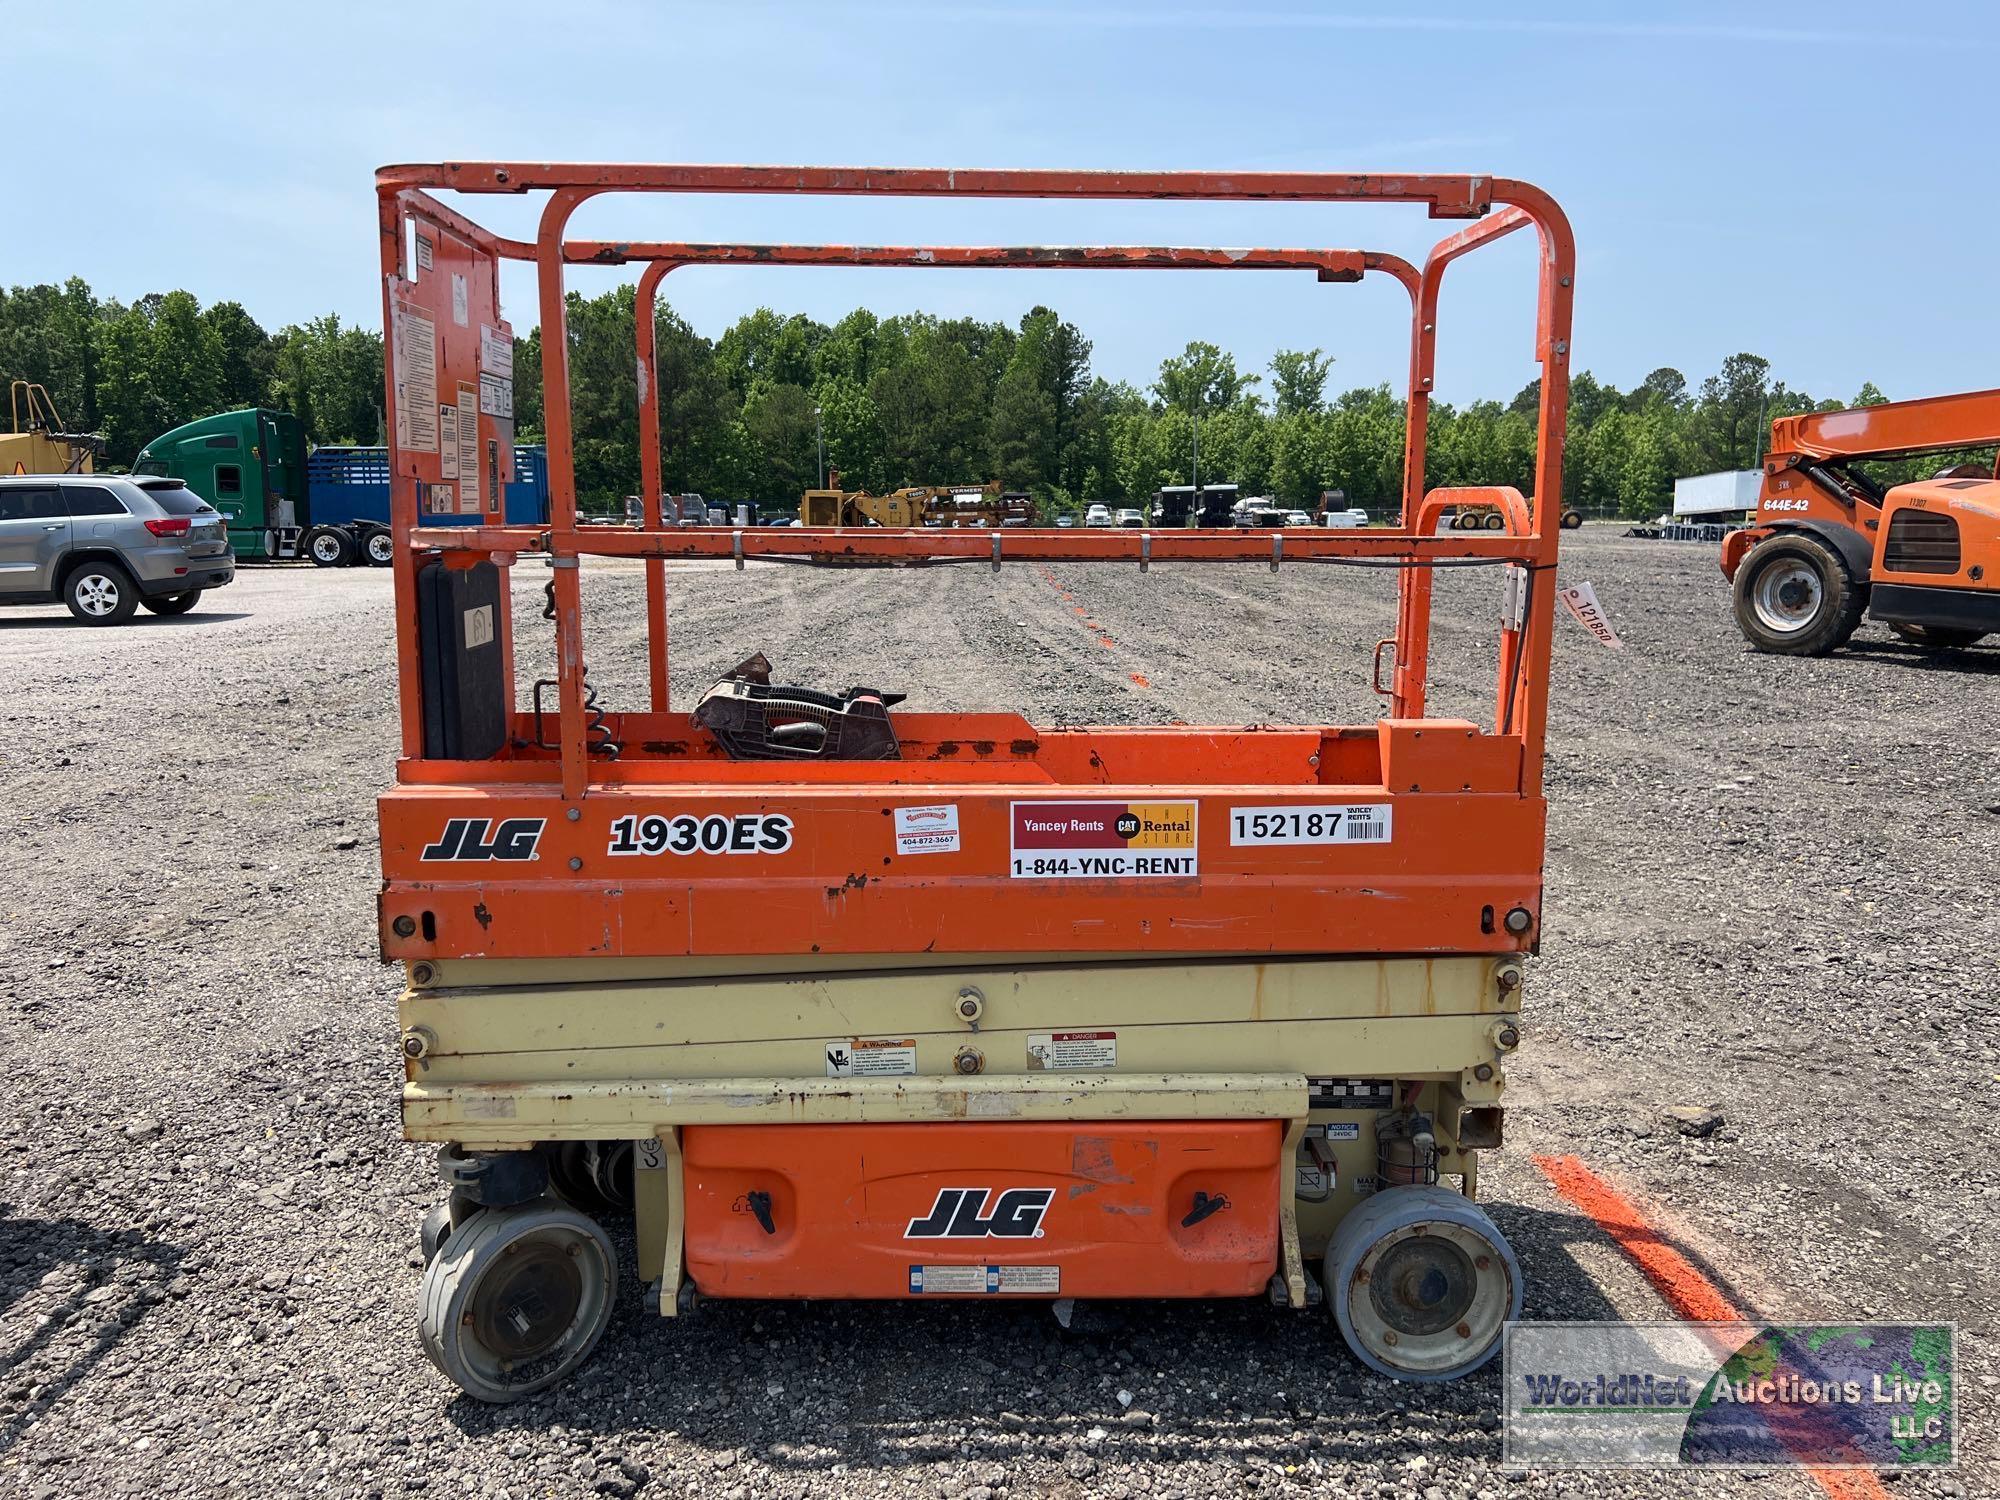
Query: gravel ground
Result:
<box><xmin>0</xmin><ymin>527</ymin><xmax>1993</xmax><ymax>1498</ymax></box>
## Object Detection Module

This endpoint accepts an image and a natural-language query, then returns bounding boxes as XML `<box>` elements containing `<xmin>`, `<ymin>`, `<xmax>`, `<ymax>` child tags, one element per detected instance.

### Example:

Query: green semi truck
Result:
<box><xmin>135</xmin><ymin>409</ymin><xmax>311</xmax><ymax>562</ymax></box>
<box><xmin>135</xmin><ymin>408</ymin><xmax>550</xmax><ymax>565</ymax></box>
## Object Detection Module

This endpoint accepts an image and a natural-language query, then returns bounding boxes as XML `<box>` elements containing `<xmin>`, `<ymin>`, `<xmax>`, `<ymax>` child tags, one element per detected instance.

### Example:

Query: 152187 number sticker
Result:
<box><xmin>1228</xmin><ymin>804</ymin><xmax>1392</xmax><ymax>846</ymax></box>
<box><xmin>607</xmin><ymin>812</ymin><xmax>792</xmax><ymax>856</ymax></box>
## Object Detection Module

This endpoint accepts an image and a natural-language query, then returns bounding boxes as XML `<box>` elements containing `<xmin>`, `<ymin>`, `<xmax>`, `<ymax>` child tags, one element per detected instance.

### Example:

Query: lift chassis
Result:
<box><xmin>373</xmin><ymin>161</ymin><xmax>1574</xmax><ymax>1401</ymax></box>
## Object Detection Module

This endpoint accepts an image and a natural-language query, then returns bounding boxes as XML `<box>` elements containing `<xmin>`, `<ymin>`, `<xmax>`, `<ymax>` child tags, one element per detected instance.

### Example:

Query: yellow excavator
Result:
<box><xmin>3</xmin><ymin>382</ymin><xmax>104</xmax><ymax>475</ymax></box>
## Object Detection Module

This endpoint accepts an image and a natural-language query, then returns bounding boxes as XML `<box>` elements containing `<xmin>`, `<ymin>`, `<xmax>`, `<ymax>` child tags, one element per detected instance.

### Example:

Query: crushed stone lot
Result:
<box><xmin>0</xmin><ymin>527</ymin><xmax>1994</xmax><ymax>1498</ymax></box>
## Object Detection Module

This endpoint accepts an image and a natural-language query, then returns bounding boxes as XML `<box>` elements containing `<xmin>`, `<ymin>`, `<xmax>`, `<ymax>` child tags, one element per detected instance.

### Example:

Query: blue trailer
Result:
<box><xmin>303</xmin><ymin>445</ymin><xmax>549</xmax><ymax>565</ymax></box>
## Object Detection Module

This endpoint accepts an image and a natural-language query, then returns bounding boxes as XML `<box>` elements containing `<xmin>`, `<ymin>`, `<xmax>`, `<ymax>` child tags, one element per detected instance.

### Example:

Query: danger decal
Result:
<box><xmin>1008</xmin><ymin>800</ymin><xmax>1197</xmax><ymax>879</ymax></box>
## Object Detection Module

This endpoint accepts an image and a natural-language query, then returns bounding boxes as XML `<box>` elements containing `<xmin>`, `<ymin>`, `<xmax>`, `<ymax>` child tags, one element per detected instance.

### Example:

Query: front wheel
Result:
<box><xmin>418</xmin><ymin>1202</ymin><xmax>616</xmax><ymax>1403</ymax></box>
<box><xmin>1731</xmin><ymin>533</ymin><xmax>1864</xmax><ymax>656</ymax></box>
<box><xmin>1890</xmin><ymin>622</ymin><xmax>1986</xmax><ymax>650</ymax></box>
<box><xmin>1325</xmin><ymin>1185</ymin><xmax>1521</xmax><ymax>1381</ymax></box>
<box><xmin>141</xmin><ymin>589</ymin><xmax>203</xmax><ymax>616</ymax></box>
<box><xmin>63</xmin><ymin>561</ymin><xmax>139</xmax><ymax>624</ymax></box>
<box><xmin>1560</xmin><ymin>509</ymin><xmax>1583</xmax><ymax>530</ymax></box>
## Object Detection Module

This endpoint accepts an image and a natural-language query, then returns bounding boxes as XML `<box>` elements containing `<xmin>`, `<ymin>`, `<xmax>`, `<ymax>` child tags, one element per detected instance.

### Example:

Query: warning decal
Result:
<box><xmin>1009</xmin><ymin>800</ymin><xmax>1197</xmax><ymax>880</ymax></box>
<box><xmin>456</xmin><ymin>384</ymin><xmax>480</xmax><ymax>510</ymax></box>
<box><xmin>392</xmin><ymin>302</ymin><xmax>438</xmax><ymax>454</ymax></box>
<box><xmin>908</xmin><ymin>1265</ymin><xmax>1060</xmax><ymax>1295</ymax></box>
<box><xmin>825</xmin><ymin>1038</ymin><xmax>916</xmax><ymax>1078</ymax></box>
<box><xmin>1026</xmin><ymin>1031</ymin><xmax>1116</xmax><ymax>1071</ymax></box>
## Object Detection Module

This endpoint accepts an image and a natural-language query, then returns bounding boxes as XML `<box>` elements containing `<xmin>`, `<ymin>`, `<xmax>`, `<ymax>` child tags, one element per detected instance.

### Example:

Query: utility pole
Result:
<box><xmin>815</xmin><ymin>407</ymin><xmax>826</xmax><ymax>489</ymax></box>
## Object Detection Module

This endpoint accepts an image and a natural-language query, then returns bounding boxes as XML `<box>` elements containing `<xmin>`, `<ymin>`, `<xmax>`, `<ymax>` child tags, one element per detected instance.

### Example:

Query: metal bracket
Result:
<box><xmin>991</xmin><ymin>533</ymin><xmax>1003</xmax><ymax>573</ymax></box>
<box><xmin>732</xmin><ymin>529</ymin><xmax>744</xmax><ymax>570</ymax></box>
<box><xmin>1139</xmin><ymin>532</ymin><xmax>1151</xmax><ymax>573</ymax></box>
<box><xmin>1270</xmin><ymin>532</ymin><xmax>1284</xmax><ymax>573</ymax></box>
<box><xmin>1500</xmin><ymin>563</ymin><xmax>1527</xmax><ymax>631</ymax></box>
<box><xmin>1278</xmin><ymin>1115</ymin><xmax>1310</xmax><ymax>1309</ymax></box>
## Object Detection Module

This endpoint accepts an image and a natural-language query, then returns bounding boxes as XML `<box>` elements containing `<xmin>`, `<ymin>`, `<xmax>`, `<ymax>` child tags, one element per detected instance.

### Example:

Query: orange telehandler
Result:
<box><xmin>1720</xmin><ymin>388</ymin><xmax>2000</xmax><ymax>655</ymax></box>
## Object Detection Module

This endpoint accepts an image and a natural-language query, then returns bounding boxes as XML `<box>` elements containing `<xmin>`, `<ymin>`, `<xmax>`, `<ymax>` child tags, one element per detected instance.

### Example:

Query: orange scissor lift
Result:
<box><xmin>373</xmin><ymin>163</ymin><xmax>1573</xmax><ymax>1402</ymax></box>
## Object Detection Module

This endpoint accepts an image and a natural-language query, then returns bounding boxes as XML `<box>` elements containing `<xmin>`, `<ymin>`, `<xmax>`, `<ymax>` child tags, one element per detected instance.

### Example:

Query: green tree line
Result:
<box><xmin>2</xmin><ymin>276</ymin><xmax>1905</xmax><ymax>517</ymax></box>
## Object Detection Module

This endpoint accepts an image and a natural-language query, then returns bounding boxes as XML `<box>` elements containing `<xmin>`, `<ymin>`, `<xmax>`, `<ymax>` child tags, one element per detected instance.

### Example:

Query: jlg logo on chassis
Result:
<box><xmin>905</xmin><ymin>1188</ymin><xmax>1054</xmax><ymax>1239</ymax></box>
<box><xmin>419</xmin><ymin>817</ymin><xmax>546</xmax><ymax>861</ymax></box>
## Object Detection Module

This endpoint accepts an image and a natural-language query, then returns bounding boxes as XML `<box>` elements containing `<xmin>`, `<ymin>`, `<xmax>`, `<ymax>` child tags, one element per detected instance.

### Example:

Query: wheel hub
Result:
<box><xmin>471</xmin><ymin>1243</ymin><xmax>583</xmax><ymax>1363</ymax></box>
<box><xmin>77</xmin><ymin>577</ymin><xmax>118</xmax><ymax>614</ymax></box>
<box><xmin>1752</xmin><ymin>558</ymin><xmax>1822</xmax><ymax>634</ymax></box>
<box><xmin>1371</xmin><ymin>1235</ymin><xmax>1477</xmax><ymax>1337</ymax></box>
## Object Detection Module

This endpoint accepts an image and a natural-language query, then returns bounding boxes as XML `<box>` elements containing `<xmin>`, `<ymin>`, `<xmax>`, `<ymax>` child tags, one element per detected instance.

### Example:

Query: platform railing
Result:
<box><xmin>375</xmin><ymin>165</ymin><xmax>1575</xmax><ymax>804</ymax></box>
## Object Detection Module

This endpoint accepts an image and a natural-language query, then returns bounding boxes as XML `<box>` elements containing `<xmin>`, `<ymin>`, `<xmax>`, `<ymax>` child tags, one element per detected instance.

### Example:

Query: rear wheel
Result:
<box><xmin>1482</xmin><ymin>512</ymin><xmax>1505</xmax><ymax>531</ymax></box>
<box><xmin>1731</xmin><ymin>533</ymin><xmax>1864</xmax><ymax>656</ymax></box>
<box><xmin>140</xmin><ymin>589</ymin><xmax>203</xmax><ymax>616</ymax></box>
<box><xmin>1890</xmin><ymin>622</ymin><xmax>1986</xmax><ymax>649</ymax></box>
<box><xmin>1560</xmin><ymin>509</ymin><xmax>1583</xmax><ymax>530</ymax></box>
<box><xmin>362</xmin><ymin>527</ymin><xmax>395</xmax><ymax>566</ymax></box>
<box><xmin>1325</xmin><ymin>1185</ymin><xmax>1521</xmax><ymax>1381</ymax></box>
<box><xmin>418</xmin><ymin>1202</ymin><xmax>616</xmax><ymax>1402</ymax></box>
<box><xmin>63</xmin><ymin>561</ymin><xmax>139</xmax><ymax>624</ymax></box>
<box><xmin>305</xmin><ymin>526</ymin><xmax>355</xmax><ymax>568</ymax></box>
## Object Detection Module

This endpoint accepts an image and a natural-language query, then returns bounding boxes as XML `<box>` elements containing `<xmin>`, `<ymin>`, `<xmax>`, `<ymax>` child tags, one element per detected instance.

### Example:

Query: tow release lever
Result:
<box><xmin>1181</xmin><ymin>1191</ymin><xmax>1230</xmax><ymax>1228</ymax></box>
<box><xmin>745</xmin><ymin>1190</ymin><xmax>776</xmax><ymax>1235</ymax></box>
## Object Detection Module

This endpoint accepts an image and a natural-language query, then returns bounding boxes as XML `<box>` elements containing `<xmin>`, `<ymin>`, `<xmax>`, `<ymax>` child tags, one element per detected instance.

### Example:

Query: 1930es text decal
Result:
<box><xmin>607</xmin><ymin>813</ymin><xmax>792</xmax><ymax>856</ymax></box>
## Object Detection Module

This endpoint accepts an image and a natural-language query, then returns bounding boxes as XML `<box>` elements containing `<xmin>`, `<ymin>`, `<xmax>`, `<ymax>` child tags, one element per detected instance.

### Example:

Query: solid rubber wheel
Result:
<box><xmin>306</xmin><ymin>527</ymin><xmax>355</xmax><ymax>567</ymax></box>
<box><xmin>141</xmin><ymin>589</ymin><xmax>203</xmax><ymax>616</ymax></box>
<box><xmin>63</xmin><ymin>562</ymin><xmax>139</xmax><ymax>624</ymax></box>
<box><xmin>1890</xmin><ymin>622</ymin><xmax>1985</xmax><ymax>649</ymax></box>
<box><xmin>419</xmin><ymin>1203</ymin><xmax>616</xmax><ymax>1403</ymax></box>
<box><xmin>420</xmin><ymin>1203</ymin><xmax>454</xmax><ymax>1266</ymax></box>
<box><xmin>1560</xmin><ymin>509</ymin><xmax>1583</xmax><ymax>530</ymax></box>
<box><xmin>364</xmin><ymin>528</ymin><xmax>395</xmax><ymax>566</ymax></box>
<box><xmin>1731</xmin><ymin>533</ymin><xmax>1864</xmax><ymax>656</ymax></box>
<box><xmin>1325</xmin><ymin>1185</ymin><xmax>1521</xmax><ymax>1382</ymax></box>
<box><xmin>1482</xmin><ymin>512</ymin><xmax>1505</xmax><ymax>530</ymax></box>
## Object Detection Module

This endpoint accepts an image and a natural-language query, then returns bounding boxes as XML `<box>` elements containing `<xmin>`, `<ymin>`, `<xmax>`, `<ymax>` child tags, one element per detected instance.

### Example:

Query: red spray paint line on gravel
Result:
<box><xmin>1533</xmin><ymin>1155</ymin><xmax>1890</xmax><ymax>1500</ymax></box>
<box><xmin>1129</xmin><ymin>673</ymin><xmax>1151</xmax><ymax>688</ymax></box>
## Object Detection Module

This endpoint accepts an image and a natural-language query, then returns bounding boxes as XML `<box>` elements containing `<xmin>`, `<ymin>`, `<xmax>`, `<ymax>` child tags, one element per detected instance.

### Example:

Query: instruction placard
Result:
<box><xmin>1009</xmin><ymin>800</ymin><xmax>1196</xmax><ymax>879</ymax></box>
<box><xmin>825</xmin><ymin>1037</ymin><xmax>916</xmax><ymax>1078</ymax></box>
<box><xmin>908</xmin><ymin>1264</ymin><xmax>1060</xmax><ymax>1295</ymax></box>
<box><xmin>456</xmin><ymin>384</ymin><xmax>480</xmax><ymax>509</ymax></box>
<box><xmin>392</xmin><ymin>302</ymin><xmax>438</xmax><ymax>454</ymax></box>
<box><xmin>1026</xmin><ymin>1031</ymin><xmax>1116</xmax><ymax>1071</ymax></box>
<box><xmin>479</xmin><ymin>371</ymin><xmax>514</xmax><ymax>420</ymax></box>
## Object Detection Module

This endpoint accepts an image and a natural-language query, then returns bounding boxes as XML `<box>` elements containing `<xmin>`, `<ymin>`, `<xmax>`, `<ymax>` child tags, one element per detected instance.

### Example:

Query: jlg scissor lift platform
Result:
<box><xmin>373</xmin><ymin>162</ymin><xmax>1574</xmax><ymax>1402</ymax></box>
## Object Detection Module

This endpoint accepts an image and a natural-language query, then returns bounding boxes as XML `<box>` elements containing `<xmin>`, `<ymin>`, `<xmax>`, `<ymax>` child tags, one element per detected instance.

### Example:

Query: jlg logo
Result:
<box><xmin>905</xmin><ymin>1187</ymin><xmax>1054</xmax><ymax>1239</ymax></box>
<box><xmin>419</xmin><ymin>817</ymin><xmax>546</xmax><ymax>862</ymax></box>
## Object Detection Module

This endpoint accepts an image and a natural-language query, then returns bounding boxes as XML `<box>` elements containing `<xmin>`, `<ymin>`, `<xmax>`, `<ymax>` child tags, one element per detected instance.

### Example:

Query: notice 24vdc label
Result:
<box><xmin>1009</xmin><ymin>801</ymin><xmax>1197</xmax><ymax>879</ymax></box>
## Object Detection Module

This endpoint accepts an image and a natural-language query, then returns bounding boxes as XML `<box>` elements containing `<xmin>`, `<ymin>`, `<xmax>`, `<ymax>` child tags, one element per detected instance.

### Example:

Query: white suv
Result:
<box><xmin>1084</xmin><ymin>503</ymin><xmax>1112</xmax><ymax>528</ymax></box>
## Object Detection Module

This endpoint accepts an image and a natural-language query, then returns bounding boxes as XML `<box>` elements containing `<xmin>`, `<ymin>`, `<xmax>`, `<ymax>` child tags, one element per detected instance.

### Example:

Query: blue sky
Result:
<box><xmin>11</xmin><ymin>1</ymin><xmax>1996</xmax><ymax>408</ymax></box>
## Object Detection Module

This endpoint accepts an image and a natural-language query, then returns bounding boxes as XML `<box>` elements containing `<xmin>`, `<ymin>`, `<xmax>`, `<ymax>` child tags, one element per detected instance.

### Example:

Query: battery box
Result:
<box><xmin>416</xmin><ymin>559</ymin><xmax>506</xmax><ymax>760</ymax></box>
<box><xmin>681</xmin><ymin>1121</ymin><xmax>1282</xmax><ymax>1300</ymax></box>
